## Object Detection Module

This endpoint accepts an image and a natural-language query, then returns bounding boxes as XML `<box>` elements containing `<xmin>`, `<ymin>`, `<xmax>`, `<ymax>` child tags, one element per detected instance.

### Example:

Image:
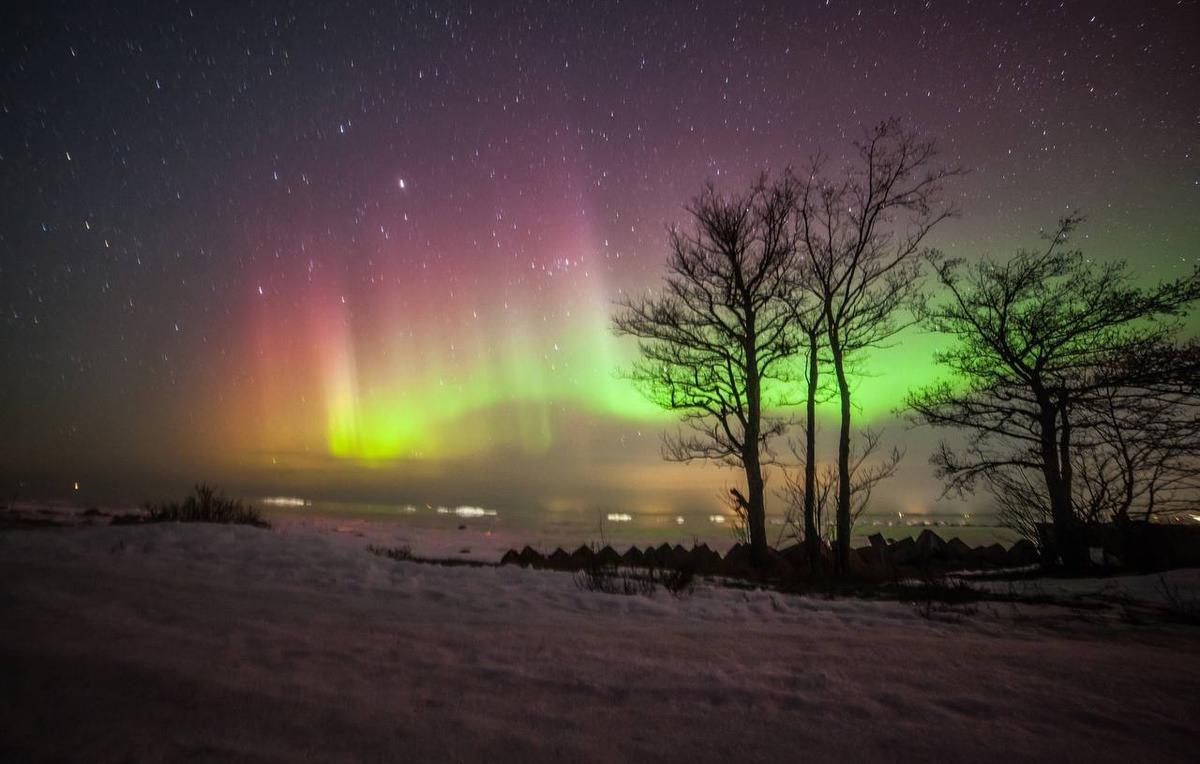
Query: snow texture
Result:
<box><xmin>2</xmin><ymin>522</ymin><xmax>1199</xmax><ymax>762</ymax></box>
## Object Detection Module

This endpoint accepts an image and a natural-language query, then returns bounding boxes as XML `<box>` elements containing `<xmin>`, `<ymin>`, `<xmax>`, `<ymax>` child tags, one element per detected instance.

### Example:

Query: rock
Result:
<box><xmin>671</xmin><ymin>544</ymin><xmax>690</xmax><ymax>566</ymax></box>
<box><xmin>983</xmin><ymin>542</ymin><xmax>1009</xmax><ymax>566</ymax></box>
<box><xmin>889</xmin><ymin>536</ymin><xmax>920</xmax><ymax>566</ymax></box>
<box><xmin>720</xmin><ymin>543</ymin><xmax>754</xmax><ymax>577</ymax></box>
<box><xmin>1005</xmin><ymin>539</ymin><xmax>1040</xmax><ymax>566</ymax></box>
<box><xmin>945</xmin><ymin>537</ymin><xmax>972</xmax><ymax>560</ymax></box>
<box><xmin>570</xmin><ymin>545</ymin><xmax>595</xmax><ymax>570</ymax></box>
<box><xmin>762</xmin><ymin>549</ymin><xmax>794</xmax><ymax>579</ymax></box>
<box><xmin>655</xmin><ymin>543</ymin><xmax>673</xmax><ymax>567</ymax></box>
<box><xmin>858</xmin><ymin>543</ymin><xmax>890</xmax><ymax>570</ymax></box>
<box><xmin>972</xmin><ymin>543</ymin><xmax>1009</xmax><ymax>567</ymax></box>
<box><xmin>849</xmin><ymin>547</ymin><xmax>873</xmax><ymax>576</ymax></box>
<box><xmin>691</xmin><ymin>544</ymin><xmax>722</xmax><ymax>574</ymax></box>
<box><xmin>641</xmin><ymin>545</ymin><xmax>661</xmax><ymax>568</ymax></box>
<box><xmin>595</xmin><ymin>545</ymin><xmax>621</xmax><ymax>567</ymax></box>
<box><xmin>517</xmin><ymin>546</ymin><xmax>543</xmax><ymax>567</ymax></box>
<box><xmin>916</xmin><ymin>529</ymin><xmax>947</xmax><ymax>560</ymax></box>
<box><xmin>718</xmin><ymin>544</ymin><xmax>793</xmax><ymax>579</ymax></box>
<box><xmin>778</xmin><ymin>543</ymin><xmax>809</xmax><ymax>568</ymax></box>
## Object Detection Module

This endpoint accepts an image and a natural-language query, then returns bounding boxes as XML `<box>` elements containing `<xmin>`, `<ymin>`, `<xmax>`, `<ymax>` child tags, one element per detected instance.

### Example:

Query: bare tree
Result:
<box><xmin>780</xmin><ymin>429</ymin><xmax>903</xmax><ymax>552</ymax></box>
<box><xmin>908</xmin><ymin>216</ymin><xmax>1200</xmax><ymax>570</ymax></box>
<box><xmin>1074</xmin><ymin>344</ymin><xmax>1200</xmax><ymax>523</ymax></box>
<box><xmin>613</xmin><ymin>174</ymin><xmax>801</xmax><ymax>563</ymax></box>
<box><xmin>796</xmin><ymin>119</ymin><xmax>959</xmax><ymax>572</ymax></box>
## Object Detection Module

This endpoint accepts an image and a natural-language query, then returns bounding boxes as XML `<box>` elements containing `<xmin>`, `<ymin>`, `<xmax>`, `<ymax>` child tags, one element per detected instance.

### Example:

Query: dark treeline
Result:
<box><xmin>613</xmin><ymin>119</ymin><xmax>1200</xmax><ymax>574</ymax></box>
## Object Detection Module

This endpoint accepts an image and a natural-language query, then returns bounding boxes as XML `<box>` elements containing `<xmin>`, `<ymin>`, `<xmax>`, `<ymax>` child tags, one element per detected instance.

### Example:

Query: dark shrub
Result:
<box><xmin>575</xmin><ymin>563</ymin><xmax>657</xmax><ymax>597</ymax></box>
<box><xmin>367</xmin><ymin>544</ymin><xmax>413</xmax><ymax>562</ymax></box>
<box><xmin>137</xmin><ymin>483</ymin><xmax>269</xmax><ymax>528</ymax></box>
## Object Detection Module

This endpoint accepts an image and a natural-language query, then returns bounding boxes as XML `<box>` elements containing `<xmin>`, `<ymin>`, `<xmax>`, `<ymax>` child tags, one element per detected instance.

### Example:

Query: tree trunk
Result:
<box><xmin>1037</xmin><ymin>399</ymin><xmax>1086</xmax><ymax>571</ymax></box>
<box><xmin>743</xmin><ymin>450</ymin><xmax>768</xmax><ymax>563</ymax></box>
<box><xmin>743</xmin><ymin>337</ymin><xmax>768</xmax><ymax>565</ymax></box>
<box><xmin>1055</xmin><ymin>398</ymin><xmax>1087</xmax><ymax>570</ymax></box>
<box><xmin>829</xmin><ymin>333</ymin><xmax>852</xmax><ymax>575</ymax></box>
<box><xmin>803</xmin><ymin>330</ymin><xmax>821</xmax><ymax>566</ymax></box>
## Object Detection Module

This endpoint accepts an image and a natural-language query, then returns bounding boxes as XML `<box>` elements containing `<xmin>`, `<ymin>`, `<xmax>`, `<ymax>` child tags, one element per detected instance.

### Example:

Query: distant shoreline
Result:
<box><xmin>2</xmin><ymin>498</ymin><xmax>1020</xmax><ymax>561</ymax></box>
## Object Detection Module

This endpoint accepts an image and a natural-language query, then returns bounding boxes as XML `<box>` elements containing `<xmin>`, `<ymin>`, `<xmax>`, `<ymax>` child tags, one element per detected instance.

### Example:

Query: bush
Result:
<box><xmin>576</xmin><ymin>564</ymin><xmax>657</xmax><ymax>597</ymax></box>
<box><xmin>575</xmin><ymin>560</ymin><xmax>695</xmax><ymax>598</ymax></box>
<box><xmin>658</xmin><ymin>560</ymin><xmax>697</xmax><ymax>597</ymax></box>
<box><xmin>903</xmin><ymin>573</ymin><xmax>982</xmax><ymax>622</ymax></box>
<box><xmin>367</xmin><ymin>544</ymin><xmax>413</xmax><ymax>562</ymax></box>
<box><xmin>1156</xmin><ymin>574</ymin><xmax>1200</xmax><ymax>625</ymax></box>
<box><xmin>137</xmin><ymin>483</ymin><xmax>269</xmax><ymax>528</ymax></box>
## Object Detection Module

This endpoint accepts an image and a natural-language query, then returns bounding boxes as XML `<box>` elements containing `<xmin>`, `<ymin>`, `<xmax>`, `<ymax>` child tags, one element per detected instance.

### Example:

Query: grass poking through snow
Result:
<box><xmin>114</xmin><ymin>483</ymin><xmax>269</xmax><ymax>528</ymax></box>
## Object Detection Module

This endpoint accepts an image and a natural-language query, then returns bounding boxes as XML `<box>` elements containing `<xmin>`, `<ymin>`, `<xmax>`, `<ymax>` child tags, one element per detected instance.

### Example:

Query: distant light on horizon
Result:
<box><xmin>261</xmin><ymin>496</ymin><xmax>310</xmax><ymax>507</ymax></box>
<box><xmin>437</xmin><ymin>506</ymin><xmax>497</xmax><ymax>518</ymax></box>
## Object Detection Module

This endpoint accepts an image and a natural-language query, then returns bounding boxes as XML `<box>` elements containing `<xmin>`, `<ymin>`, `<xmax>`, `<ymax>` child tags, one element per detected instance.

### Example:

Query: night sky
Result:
<box><xmin>2</xmin><ymin>1</ymin><xmax>1197</xmax><ymax>517</ymax></box>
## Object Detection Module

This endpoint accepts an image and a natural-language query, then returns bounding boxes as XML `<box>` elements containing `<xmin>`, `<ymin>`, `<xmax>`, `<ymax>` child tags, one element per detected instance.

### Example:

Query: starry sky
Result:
<box><xmin>2</xmin><ymin>0</ymin><xmax>1197</xmax><ymax>517</ymax></box>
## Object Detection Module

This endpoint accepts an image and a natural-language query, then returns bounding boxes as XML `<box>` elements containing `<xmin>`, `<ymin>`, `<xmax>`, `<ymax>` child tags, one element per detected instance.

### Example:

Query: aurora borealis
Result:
<box><xmin>2</xmin><ymin>1</ymin><xmax>1197</xmax><ymax>517</ymax></box>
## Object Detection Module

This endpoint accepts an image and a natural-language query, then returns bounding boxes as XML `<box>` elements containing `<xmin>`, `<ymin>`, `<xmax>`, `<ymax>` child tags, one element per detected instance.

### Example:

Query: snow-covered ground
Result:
<box><xmin>2</xmin><ymin>522</ymin><xmax>1199</xmax><ymax>762</ymax></box>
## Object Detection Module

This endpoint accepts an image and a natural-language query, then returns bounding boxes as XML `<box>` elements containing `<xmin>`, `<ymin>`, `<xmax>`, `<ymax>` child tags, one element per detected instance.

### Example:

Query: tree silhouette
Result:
<box><xmin>908</xmin><ymin>216</ymin><xmax>1200</xmax><ymax>569</ymax></box>
<box><xmin>789</xmin><ymin>300</ymin><xmax>827</xmax><ymax>563</ymax></box>
<box><xmin>1073</xmin><ymin>361</ymin><xmax>1200</xmax><ymax>520</ymax></box>
<box><xmin>781</xmin><ymin>428</ymin><xmax>902</xmax><ymax>551</ymax></box>
<box><xmin>613</xmin><ymin>174</ymin><xmax>800</xmax><ymax>563</ymax></box>
<box><xmin>796</xmin><ymin>119</ymin><xmax>960</xmax><ymax>573</ymax></box>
